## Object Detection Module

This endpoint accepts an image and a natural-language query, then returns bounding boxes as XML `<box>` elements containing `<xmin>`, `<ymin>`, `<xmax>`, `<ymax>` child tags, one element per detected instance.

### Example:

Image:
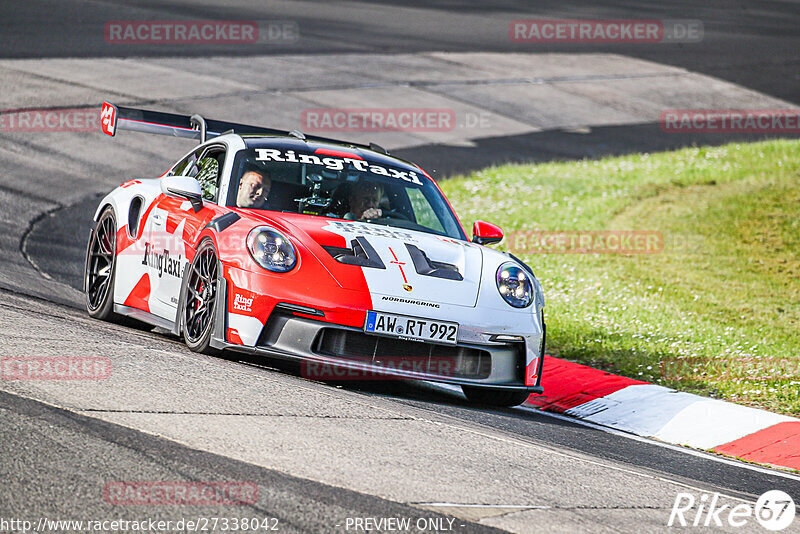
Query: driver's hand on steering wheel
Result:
<box><xmin>361</xmin><ymin>207</ymin><xmax>383</xmax><ymax>220</ymax></box>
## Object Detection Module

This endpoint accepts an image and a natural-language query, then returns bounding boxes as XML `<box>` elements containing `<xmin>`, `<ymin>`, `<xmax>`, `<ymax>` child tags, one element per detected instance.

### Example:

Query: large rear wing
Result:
<box><xmin>99</xmin><ymin>101</ymin><xmax>284</xmax><ymax>142</ymax></box>
<box><xmin>98</xmin><ymin>101</ymin><xmax>388</xmax><ymax>154</ymax></box>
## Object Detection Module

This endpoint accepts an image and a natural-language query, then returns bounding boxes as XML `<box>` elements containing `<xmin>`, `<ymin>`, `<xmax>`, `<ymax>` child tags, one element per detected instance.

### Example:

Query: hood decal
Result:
<box><xmin>388</xmin><ymin>246</ymin><xmax>409</xmax><ymax>284</ymax></box>
<box><xmin>321</xmin><ymin>220</ymin><xmax>483</xmax><ymax>307</ymax></box>
<box><xmin>324</xmin><ymin>220</ymin><xmax>420</xmax><ymax>242</ymax></box>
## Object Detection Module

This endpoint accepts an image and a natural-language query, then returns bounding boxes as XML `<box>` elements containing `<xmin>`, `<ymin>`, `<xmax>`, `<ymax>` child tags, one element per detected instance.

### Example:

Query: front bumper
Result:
<box><xmin>212</xmin><ymin>269</ymin><xmax>544</xmax><ymax>393</ymax></box>
<box><xmin>212</xmin><ymin>304</ymin><xmax>542</xmax><ymax>394</ymax></box>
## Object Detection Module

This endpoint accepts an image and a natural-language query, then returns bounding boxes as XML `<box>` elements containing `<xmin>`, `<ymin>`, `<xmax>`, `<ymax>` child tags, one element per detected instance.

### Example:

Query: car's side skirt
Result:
<box><xmin>113</xmin><ymin>303</ymin><xmax>178</xmax><ymax>333</ymax></box>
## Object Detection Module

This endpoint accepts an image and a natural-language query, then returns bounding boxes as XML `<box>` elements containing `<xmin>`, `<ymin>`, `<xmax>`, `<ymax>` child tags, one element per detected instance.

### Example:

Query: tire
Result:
<box><xmin>461</xmin><ymin>386</ymin><xmax>531</xmax><ymax>407</ymax></box>
<box><xmin>85</xmin><ymin>207</ymin><xmax>120</xmax><ymax>321</ymax></box>
<box><xmin>181</xmin><ymin>238</ymin><xmax>221</xmax><ymax>355</ymax></box>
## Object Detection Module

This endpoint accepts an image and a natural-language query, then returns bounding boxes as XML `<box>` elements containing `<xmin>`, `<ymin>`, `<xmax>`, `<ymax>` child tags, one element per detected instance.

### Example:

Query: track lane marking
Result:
<box><xmin>425</xmin><ymin>381</ymin><xmax>800</xmax><ymax>484</ymax></box>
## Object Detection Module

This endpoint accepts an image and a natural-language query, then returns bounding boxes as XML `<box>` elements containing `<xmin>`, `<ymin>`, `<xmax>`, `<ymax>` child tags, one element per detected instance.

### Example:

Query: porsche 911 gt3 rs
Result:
<box><xmin>85</xmin><ymin>102</ymin><xmax>545</xmax><ymax>406</ymax></box>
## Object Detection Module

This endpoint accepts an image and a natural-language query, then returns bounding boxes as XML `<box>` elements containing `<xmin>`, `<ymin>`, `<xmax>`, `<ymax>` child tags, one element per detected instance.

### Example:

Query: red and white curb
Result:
<box><xmin>526</xmin><ymin>356</ymin><xmax>800</xmax><ymax>471</ymax></box>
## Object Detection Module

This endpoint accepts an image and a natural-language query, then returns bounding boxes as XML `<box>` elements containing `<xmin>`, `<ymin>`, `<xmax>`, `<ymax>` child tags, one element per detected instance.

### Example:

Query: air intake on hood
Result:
<box><xmin>323</xmin><ymin>236</ymin><xmax>386</xmax><ymax>269</ymax></box>
<box><xmin>405</xmin><ymin>243</ymin><xmax>462</xmax><ymax>280</ymax></box>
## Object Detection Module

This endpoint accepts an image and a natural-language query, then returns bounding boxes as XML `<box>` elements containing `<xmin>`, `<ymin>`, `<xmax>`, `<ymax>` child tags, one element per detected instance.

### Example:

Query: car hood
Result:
<box><xmin>241</xmin><ymin>212</ymin><xmax>485</xmax><ymax>307</ymax></box>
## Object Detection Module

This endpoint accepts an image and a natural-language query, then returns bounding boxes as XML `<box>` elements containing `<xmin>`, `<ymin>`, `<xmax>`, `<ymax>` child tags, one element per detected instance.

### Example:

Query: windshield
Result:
<box><xmin>226</xmin><ymin>147</ymin><xmax>466</xmax><ymax>240</ymax></box>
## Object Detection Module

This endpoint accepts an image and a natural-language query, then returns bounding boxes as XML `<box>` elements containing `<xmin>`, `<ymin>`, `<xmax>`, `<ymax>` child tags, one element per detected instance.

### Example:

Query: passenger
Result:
<box><xmin>344</xmin><ymin>182</ymin><xmax>384</xmax><ymax>220</ymax></box>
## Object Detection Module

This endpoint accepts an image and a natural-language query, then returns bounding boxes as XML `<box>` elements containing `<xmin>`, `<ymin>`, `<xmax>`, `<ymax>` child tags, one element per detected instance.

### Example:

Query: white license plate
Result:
<box><xmin>364</xmin><ymin>311</ymin><xmax>458</xmax><ymax>345</ymax></box>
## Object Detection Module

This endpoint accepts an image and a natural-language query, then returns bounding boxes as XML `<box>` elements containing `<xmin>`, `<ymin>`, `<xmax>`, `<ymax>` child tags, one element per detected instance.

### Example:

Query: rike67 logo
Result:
<box><xmin>669</xmin><ymin>490</ymin><xmax>795</xmax><ymax>531</ymax></box>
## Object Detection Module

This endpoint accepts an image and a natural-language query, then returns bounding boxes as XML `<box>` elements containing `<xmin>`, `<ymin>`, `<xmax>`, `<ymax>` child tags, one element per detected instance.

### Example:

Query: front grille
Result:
<box><xmin>312</xmin><ymin>328</ymin><xmax>491</xmax><ymax>379</ymax></box>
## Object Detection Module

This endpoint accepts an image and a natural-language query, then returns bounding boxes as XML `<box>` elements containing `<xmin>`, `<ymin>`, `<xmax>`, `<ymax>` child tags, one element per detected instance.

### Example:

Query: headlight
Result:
<box><xmin>246</xmin><ymin>226</ymin><xmax>296</xmax><ymax>273</ymax></box>
<box><xmin>496</xmin><ymin>262</ymin><xmax>533</xmax><ymax>308</ymax></box>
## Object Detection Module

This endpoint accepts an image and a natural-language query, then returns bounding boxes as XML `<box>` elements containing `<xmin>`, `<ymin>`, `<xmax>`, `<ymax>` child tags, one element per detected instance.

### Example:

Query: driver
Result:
<box><xmin>236</xmin><ymin>168</ymin><xmax>271</xmax><ymax>209</ymax></box>
<box><xmin>345</xmin><ymin>182</ymin><xmax>384</xmax><ymax>220</ymax></box>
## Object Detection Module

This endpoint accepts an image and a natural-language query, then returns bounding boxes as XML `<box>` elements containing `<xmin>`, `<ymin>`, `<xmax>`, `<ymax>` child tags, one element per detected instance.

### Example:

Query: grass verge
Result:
<box><xmin>440</xmin><ymin>140</ymin><xmax>800</xmax><ymax>415</ymax></box>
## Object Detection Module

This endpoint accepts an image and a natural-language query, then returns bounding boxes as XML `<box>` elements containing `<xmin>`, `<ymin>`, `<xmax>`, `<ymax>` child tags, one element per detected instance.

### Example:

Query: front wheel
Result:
<box><xmin>462</xmin><ymin>386</ymin><xmax>531</xmax><ymax>407</ymax></box>
<box><xmin>85</xmin><ymin>208</ymin><xmax>119</xmax><ymax>321</ymax></box>
<box><xmin>181</xmin><ymin>239</ymin><xmax>221</xmax><ymax>355</ymax></box>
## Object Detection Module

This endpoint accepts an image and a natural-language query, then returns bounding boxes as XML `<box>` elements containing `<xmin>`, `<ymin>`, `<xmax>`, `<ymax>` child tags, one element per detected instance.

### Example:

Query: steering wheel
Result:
<box><xmin>374</xmin><ymin>209</ymin><xmax>409</xmax><ymax>221</ymax></box>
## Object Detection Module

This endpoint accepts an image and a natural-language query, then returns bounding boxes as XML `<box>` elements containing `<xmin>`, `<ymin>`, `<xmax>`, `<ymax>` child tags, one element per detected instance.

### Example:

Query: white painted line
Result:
<box><xmin>416</xmin><ymin>503</ymin><xmax>551</xmax><ymax>509</ymax></box>
<box><xmin>568</xmin><ymin>384</ymin><xmax>796</xmax><ymax>449</ymax></box>
<box><xmin>389</xmin><ymin>381</ymin><xmax>800</xmax><ymax>483</ymax></box>
<box><xmin>516</xmin><ymin>405</ymin><xmax>800</xmax><ymax>483</ymax></box>
<box><xmin>653</xmin><ymin>399</ymin><xmax>795</xmax><ymax>449</ymax></box>
<box><xmin>566</xmin><ymin>384</ymin><xmax>699</xmax><ymax>435</ymax></box>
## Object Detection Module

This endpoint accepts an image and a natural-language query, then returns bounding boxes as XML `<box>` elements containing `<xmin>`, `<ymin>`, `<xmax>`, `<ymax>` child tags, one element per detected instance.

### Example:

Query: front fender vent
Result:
<box><xmin>405</xmin><ymin>243</ymin><xmax>462</xmax><ymax>280</ymax></box>
<box><xmin>203</xmin><ymin>212</ymin><xmax>240</xmax><ymax>233</ymax></box>
<box><xmin>323</xmin><ymin>236</ymin><xmax>385</xmax><ymax>269</ymax></box>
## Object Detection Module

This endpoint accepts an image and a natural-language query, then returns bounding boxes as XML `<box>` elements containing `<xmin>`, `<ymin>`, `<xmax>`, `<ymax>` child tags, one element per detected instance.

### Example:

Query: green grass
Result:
<box><xmin>440</xmin><ymin>140</ymin><xmax>800</xmax><ymax>415</ymax></box>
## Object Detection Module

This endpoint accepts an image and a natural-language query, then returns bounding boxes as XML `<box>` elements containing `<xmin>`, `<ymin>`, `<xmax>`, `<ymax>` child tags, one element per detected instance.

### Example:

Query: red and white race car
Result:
<box><xmin>86</xmin><ymin>102</ymin><xmax>545</xmax><ymax>406</ymax></box>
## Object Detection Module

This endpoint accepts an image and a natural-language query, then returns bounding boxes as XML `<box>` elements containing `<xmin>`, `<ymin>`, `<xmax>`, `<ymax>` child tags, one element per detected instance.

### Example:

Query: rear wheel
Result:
<box><xmin>462</xmin><ymin>386</ymin><xmax>531</xmax><ymax>407</ymax></box>
<box><xmin>182</xmin><ymin>239</ymin><xmax>220</xmax><ymax>355</ymax></box>
<box><xmin>85</xmin><ymin>208</ymin><xmax>119</xmax><ymax>321</ymax></box>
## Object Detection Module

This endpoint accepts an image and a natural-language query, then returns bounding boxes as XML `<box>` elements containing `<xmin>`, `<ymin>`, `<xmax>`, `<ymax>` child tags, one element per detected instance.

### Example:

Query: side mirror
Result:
<box><xmin>161</xmin><ymin>175</ymin><xmax>203</xmax><ymax>212</ymax></box>
<box><xmin>472</xmin><ymin>220</ymin><xmax>503</xmax><ymax>246</ymax></box>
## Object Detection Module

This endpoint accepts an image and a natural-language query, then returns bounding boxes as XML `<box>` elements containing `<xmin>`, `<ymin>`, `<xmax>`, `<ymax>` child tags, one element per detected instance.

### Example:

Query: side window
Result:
<box><xmin>195</xmin><ymin>147</ymin><xmax>225</xmax><ymax>202</ymax></box>
<box><xmin>407</xmin><ymin>187</ymin><xmax>445</xmax><ymax>233</ymax></box>
<box><xmin>169</xmin><ymin>146</ymin><xmax>225</xmax><ymax>203</ymax></box>
<box><xmin>170</xmin><ymin>150</ymin><xmax>199</xmax><ymax>177</ymax></box>
<box><xmin>184</xmin><ymin>150</ymin><xmax>204</xmax><ymax>178</ymax></box>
